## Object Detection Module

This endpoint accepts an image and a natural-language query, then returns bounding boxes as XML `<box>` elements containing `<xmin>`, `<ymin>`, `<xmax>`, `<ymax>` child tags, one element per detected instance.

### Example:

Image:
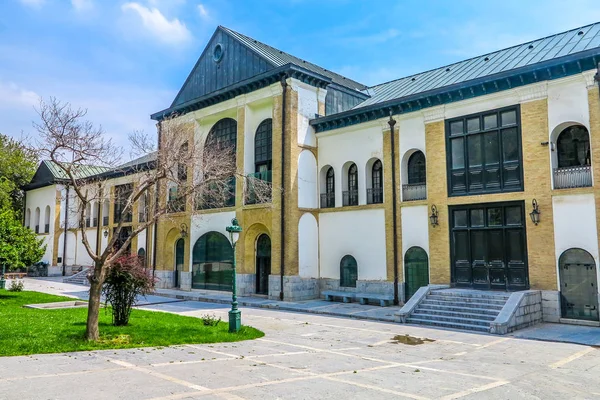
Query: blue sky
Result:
<box><xmin>2</xmin><ymin>0</ymin><xmax>600</xmax><ymax>158</ymax></box>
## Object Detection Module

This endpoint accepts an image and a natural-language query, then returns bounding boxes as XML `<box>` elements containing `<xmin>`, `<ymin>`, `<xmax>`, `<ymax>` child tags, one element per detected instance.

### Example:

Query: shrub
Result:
<box><xmin>102</xmin><ymin>255</ymin><xmax>155</xmax><ymax>326</ymax></box>
<box><xmin>201</xmin><ymin>313</ymin><xmax>221</xmax><ymax>327</ymax></box>
<box><xmin>8</xmin><ymin>280</ymin><xmax>24</xmax><ymax>292</ymax></box>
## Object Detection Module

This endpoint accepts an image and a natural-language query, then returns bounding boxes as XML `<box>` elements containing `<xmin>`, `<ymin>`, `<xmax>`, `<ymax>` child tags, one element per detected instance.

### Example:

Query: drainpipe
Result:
<box><xmin>62</xmin><ymin>185</ymin><xmax>70</xmax><ymax>276</ymax></box>
<box><xmin>152</xmin><ymin>122</ymin><xmax>162</xmax><ymax>279</ymax></box>
<box><xmin>388</xmin><ymin>113</ymin><xmax>400</xmax><ymax>306</ymax></box>
<box><xmin>95</xmin><ymin>184</ymin><xmax>102</xmax><ymax>257</ymax></box>
<box><xmin>595</xmin><ymin>62</ymin><xmax>600</xmax><ymax>101</ymax></box>
<box><xmin>22</xmin><ymin>191</ymin><xmax>27</xmax><ymax>225</ymax></box>
<box><xmin>279</xmin><ymin>75</ymin><xmax>288</xmax><ymax>301</ymax></box>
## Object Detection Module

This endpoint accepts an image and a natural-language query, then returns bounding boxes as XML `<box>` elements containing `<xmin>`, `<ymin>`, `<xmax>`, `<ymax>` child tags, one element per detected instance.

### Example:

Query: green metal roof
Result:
<box><xmin>353</xmin><ymin>22</ymin><xmax>600</xmax><ymax>110</ymax></box>
<box><xmin>43</xmin><ymin>161</ymin><xmax>111</xmax><ymax>180</ymax></box>
<box><xmin>220</xmin><ymin>26</ymin><xmax>367</xmax><ymax>92</ymax></box>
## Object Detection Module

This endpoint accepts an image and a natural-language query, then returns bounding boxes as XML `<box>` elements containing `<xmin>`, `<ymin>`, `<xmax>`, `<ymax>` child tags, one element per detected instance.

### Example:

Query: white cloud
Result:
<box><xmin>19</xmin><ymin>0</ymin><xmax>45</xmax><ymax>8</ymax></box>
<box><xmin>0</xmin><ymin>81</ymin><xmax>40</xmax><ymax>109</ymax></box>
<box><xmin>121</xmin><ymin>2</ymin><xmax>192</xmax><ymax>45</ymax></box>
<box><xmin>197</xmin><ymin>4</ymin><xmax>209</xmax><ymax>19</ymax></box>
<box><xmin>71</xmin><ymin>0</ymin><xmax>94</xmax><ymax>12</ymax></box>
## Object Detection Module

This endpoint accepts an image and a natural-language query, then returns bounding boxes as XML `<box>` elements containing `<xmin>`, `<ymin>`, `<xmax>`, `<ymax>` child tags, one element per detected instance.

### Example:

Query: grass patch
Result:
<box><xmin>0</xmin><ymin>291</ymin><xmax>264</xmax><ymax>357</ymax></box>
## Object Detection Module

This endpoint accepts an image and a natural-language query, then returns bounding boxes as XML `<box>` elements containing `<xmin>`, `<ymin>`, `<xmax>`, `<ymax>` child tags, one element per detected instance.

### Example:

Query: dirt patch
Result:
<box><xmin>391</xmin><ymin>334</ymin><xmax>435</xmax><ymax>345</ymax></box>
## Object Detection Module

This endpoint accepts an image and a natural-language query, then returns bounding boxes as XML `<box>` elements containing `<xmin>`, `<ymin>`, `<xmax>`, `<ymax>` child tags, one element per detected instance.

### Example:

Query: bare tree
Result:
<box><xmin>34</xmin><ymin>98</ymin><xmax>272</xmax><ymax>341</ymax></box>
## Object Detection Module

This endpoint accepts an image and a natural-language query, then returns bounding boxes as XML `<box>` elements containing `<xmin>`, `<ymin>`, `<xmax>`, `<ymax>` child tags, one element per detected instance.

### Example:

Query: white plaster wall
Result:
<box><xmin>75</xmin><ymin>231</ymin><xmax>95</xmax><ymax>266</ymax></box>
<box><xmin>243</xmin><ymin>100</ymin><xmax>273</xmax><ymax>175</ymax></box>
<box><xmin>298</xmin><ymin>213</ymin><xmax>319</xmax><ymax>278</ymax></box>
<box><xmin>318</xmin><ymin>125</ymin><xmax>383</xmax><ymax>206</ymax></box>
<box><xmin>296</xmin><ymin>84</ymin><xmax>318</xmax><ymax>147</ymax></box>
<box><xmin>137</xmin><ymin>230</ymin><xmax>147</xmax><ymax>252</ymax></box>
<box><xmin>57</xmin><ymin>231</ymin><xmax>77</xmax><ymax>265</ymax></box>
<box><xmin>547</xmin><ymin>79</ymin><xmax>590</xmax><ymax>135</ymax></box>
<box><xmin>401</xmin><ymin>205</ymin><xmax>429</xmax><ymax>258</ymax></box>
<box><xmin>399</xmin><ymin>115</ymin><xmax>426</xmax><ymax>188</ymax></box>
<box><xmin>298</xmin><ymin>150</ymin><xmax>318</xmax><ymax>208</ymax></box>
<box><xmin>190</xmin><ymin>211</ymin><xmax>236</xmax><ymax>270</ymax></box>
<box><xmin>25</xmin><ymin>185</ymin><xmax>57</xmax><ymax>264</ymax></box>
<box><xmin>319</xmin><ymin>209</ymin><xmax>386</xmax><ymax>280</ymax></box>
<box><xmin>552</xmin><ymin>194</ymin><xmax>599</xmax><ymax>293</ymax></box>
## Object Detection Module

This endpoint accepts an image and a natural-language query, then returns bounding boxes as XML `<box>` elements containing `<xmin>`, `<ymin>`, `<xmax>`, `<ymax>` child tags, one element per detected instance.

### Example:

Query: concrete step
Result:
<box><xmin>421</xmin><ymin>299</ymin><xmax>504</xmax><ymax>310</ymax></box>
<box><xmin>63</xmin><ymin>268</ymin><xmax>90</xmax><ymax>285</ymax></box>
<box><xmin>431</xmin><ymin>290</ymin><xmax>511</xmax><ymax>300</ymax></box>
<box><xmin>426</xmin><ymin>295</ymin><xmax>507</xmax><ymax>305</ymax></box>
<box><xmin>413</xmin><ymin>308</ymin><xmax>497</xmax><ymax>320</ymax></box>
<box><xmin>418</xmin><ymin>304</ymin><xmax>500</xmax><ymax>316</ymax></box>
<box><xmin>405</xmin><ymin>317</ymin><xmax>490</xmax><ymax>333</ymax></box>
<box><xmin>411</xmin><ymin>312</ymin><xmax>493</xmax><ymax>327</ymax></box>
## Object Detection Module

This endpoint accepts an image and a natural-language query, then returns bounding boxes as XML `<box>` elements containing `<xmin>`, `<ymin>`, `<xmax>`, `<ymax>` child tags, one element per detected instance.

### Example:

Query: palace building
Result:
<box><xmin>24</xmin><ymin>22</ymin><xmax>600</xmax><ymax>329</ymax></box>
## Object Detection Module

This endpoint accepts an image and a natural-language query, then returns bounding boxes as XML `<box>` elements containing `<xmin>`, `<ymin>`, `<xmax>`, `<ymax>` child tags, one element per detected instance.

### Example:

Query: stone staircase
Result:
<box><xmin>406</xmin><ymin>289</ymin><xmax>511</xmax><ymax>333</ymax></box>
<box><xmin>63</xmin><ymin>268</ymin><xmax>91</xmax><ymax>286</ymax></box>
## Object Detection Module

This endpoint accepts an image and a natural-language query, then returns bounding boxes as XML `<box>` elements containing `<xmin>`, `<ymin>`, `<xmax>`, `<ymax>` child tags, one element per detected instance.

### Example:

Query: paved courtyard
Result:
<box><xmin>1</xmin><ymin>279</ymin><xmax>599</xmax><ymax>399</ymax></box>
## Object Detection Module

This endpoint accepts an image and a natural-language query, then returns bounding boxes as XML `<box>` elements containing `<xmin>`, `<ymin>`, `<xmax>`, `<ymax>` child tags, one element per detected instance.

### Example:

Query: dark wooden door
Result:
<box><xmin>451</xmin><ymin>202</ymin><xmax>528</xmax><ymax>291</ymax></box>
<box><xmin>256</xmin><ymin>235</ymin><xmax>271</xmax><ymax>295</ymax></box>
<box><xmin>559</xmin><ymin>249</ymin><xmax>599</xmax><ymax>321</ymax></box>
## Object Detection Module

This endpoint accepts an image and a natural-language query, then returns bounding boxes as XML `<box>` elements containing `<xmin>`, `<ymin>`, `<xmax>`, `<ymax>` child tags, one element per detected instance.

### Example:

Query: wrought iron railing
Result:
<box><xmin>402</xmin><ymin>183</ymin><xmax>427</xmax><ymax>201</ymax></box>
<box><xmin>320</xmin><ymin>192</ymin><xmax>335</xmax><ymax>208</ymax></box>
<box><xmin>92</xmin><ymin>217</ymin><xmax>97</xmax><ymax>227</ymax></box>
<box><xmin>103</xmin><ymin>216</ymin><xmax>109</xmax><ymax>226</ymax></box>
<box><xmin>553</xmin><ymin>165</ymin><xmax>592</xmax><ymax>189</ymax></box>
<box><xmin>245</xmin><ymin>170</ymin><xmax>272</xmax><ymax>205</ymax></box>
<box><xmin>367</xmin><ymin>187</ymin><xmax>383</xmax><ymax>204</ymax></box>
<box><xmin>167</xmin><ymin>197</ymin><xmax>186</xmax><ymax>213</ymax></box>
<box><xmin>342</xmin><ymin>190</ymin><xmax>359</xmax><ymax>206</ymax></box>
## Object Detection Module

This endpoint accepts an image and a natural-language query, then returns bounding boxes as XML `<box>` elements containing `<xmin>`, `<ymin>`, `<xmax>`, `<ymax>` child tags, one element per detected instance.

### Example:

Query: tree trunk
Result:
<box><xmin>85</xmin><ymin>263</ymin><xmax>104</xmax><ymax>341</ymax></box>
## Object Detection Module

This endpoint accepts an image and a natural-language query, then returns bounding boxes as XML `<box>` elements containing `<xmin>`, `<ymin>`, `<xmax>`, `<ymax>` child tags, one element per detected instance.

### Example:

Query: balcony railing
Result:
<box><xmin>342</xmin><ymin>190</ymin><xmax>359</xmax><ymax>206</ymax></box>
<box><xmin>92</xmin><ymin>217</ymin><xmax>98</xmax><ymax>227</ymax></box>
<box><xmin>245</xmin><ymin>170</ymin><xmax>272</xmax><ymax>205</ymax></box>
<box><xmin>553</xmin><ymin>165</ymin><xmax>592</xmax><ymax>189</ymax></box>
<box><xmin>196</xmin><ymin>178</ymin><xmax>236</xmax><ymax>210</ymax></box>
<box><xmin>320</xmin><ymin>192</ymin><xmax>335</xmax><ymax>208</ymax></box>
<box><xmin>167</xmin><ymin>197</ymin><xmax>186</xmax><ymax>213</ymax></box>
<box><xmin>44</xmin><ymin>224</ymin><xmax>49</xmax><ymax>233</ymax></box>
<box><xmin>367</xmin><ymin>187</ymin><xmax>383</xmax><ymax>204</ymax></box>
<box><xmin>102</xmin><ymin>216</ymin><xmax>109</xmax><ymax>226</ymax></box>
<box><xmin>402</xmin><ymin>183</ymin><xmax>427</xmax><ymax>201</ymax></box>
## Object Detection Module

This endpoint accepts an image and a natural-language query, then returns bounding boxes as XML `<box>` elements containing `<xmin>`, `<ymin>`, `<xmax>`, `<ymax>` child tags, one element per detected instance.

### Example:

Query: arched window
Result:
<box><xmin>44</xmin><ymin>205</ymin><xmax>51</xmax><ymax>233</ymax></box>
<box><xmin>347</xmin><ymin>163</ymin><xmax>358</xmax><ymax>206</ymax></box>
<box><xmin>404</xmin><ymin>247</ymin><xmax>429</xmax><ymax>301</ymax></box>
<box><xmin>557</xmin><ymin>126</ymin><xmax>590</xmax><ymax>168</ymax></box>
<box><xmin>138</xmin><ymin>247</ymin><xmax>146</xmax><ymax>268</ymax></box>
<box><xmin>25</xmin><ymin>208</ymin><xmax>31</xmax><ymax>228</ymax></box>
<box><xmin>85</xmin><ymin>203</ymin><xmax>92</xmax><ymax>227</ymax></box>
<box><xmin>34</xmin><ymin>207</ymin><xmax>40</xmax><ymax>234</ymax></box>
<box><xmin>206</xmin><ymin>118</ymin><xmax>237</xmax><ymax>151</ymax></box>
<box><xmin>254</xmin><ymin>119</ymin><xmax>272</xmax><ymax>175</ymax></box>
<box><xmin>407</xmin><ymin>151</ymin><xmax>426</xmax><ymax>184</ymax></box>
<box><xmin>371</xmin><ymin>160</ymin><xmax>383</xmax><ymax>204</ymax></box>
<box><xmin>321</xmin><ymin>166</ymin><xmax>335</xmax><ymax>208</ymax></box>
<box><xmin>192</xmin><ymin>232</ymin><xmax>234</xmax><ymax>291</ymax></box>
<box><xmin>102</xmin><ymin>200</ymin><xmax>109</xmax><ymax>226</ymax></box>
<box><xmin>340</xmin><ymin>255</ymin><xmax>358</xmax><ymax>287</ymax></box>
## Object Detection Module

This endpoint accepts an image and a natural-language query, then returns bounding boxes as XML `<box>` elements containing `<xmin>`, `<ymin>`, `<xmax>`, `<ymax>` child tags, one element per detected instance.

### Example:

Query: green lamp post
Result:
<box><xmin>225</xmin><ymin>218</ymin><xmax>242</xmax><ymax>333</ymax></box>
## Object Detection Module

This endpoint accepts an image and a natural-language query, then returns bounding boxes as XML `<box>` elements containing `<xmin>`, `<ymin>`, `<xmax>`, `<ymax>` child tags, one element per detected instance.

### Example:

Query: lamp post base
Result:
<box><xmin>228</xmin><ymin>309</ymin><xmax>241</xmax><ymax>333</ymax></box>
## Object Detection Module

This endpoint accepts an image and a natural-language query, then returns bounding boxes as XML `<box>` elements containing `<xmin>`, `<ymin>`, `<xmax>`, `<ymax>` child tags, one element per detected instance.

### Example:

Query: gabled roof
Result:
<box><xmin>312</xmin><ymin>22</ymin><xmax>600</xmax><ymax>132</ymax></box>
<box><xmin>354</xmin><ymin>22</ymin><xmax>600</xmax><ymax>110</ymax></box>
<box><xmin>43</xmin><ymin>161</ymin><xmax>111</xmax><ymax>181</ymax></box>
<box><xmin>220</xmin><ymin>26</ymin><xmax>366</xmax><ymax>91</ymax></box>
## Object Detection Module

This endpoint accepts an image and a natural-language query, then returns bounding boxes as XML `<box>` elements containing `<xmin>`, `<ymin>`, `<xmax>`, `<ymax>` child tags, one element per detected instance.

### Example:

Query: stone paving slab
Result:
<box><xmin>511</xmin><ymin>323</ymin><xmax>600</xmax><ymax>346</ymax></box>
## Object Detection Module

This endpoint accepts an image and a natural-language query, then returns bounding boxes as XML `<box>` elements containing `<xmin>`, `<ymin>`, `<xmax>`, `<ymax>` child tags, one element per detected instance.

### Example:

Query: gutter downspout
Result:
<box><xmin>388</xmin><ymin>114</ymin><xmax>400</xmax><ymax>306</ymax></box>
<box><xmin>595</xmin><ymin>62</ymin><xmax>600</xmax><ymax>101</ymax></box>
<box><xmin>22</xmin><ymin>191</ymin><xmax>26</xmax><ymax>225</ymax></box>
<box><xmin>95</xmin><ymin>185</ymin><xmax>102</xmax><ymax>257</ymax></box>
<box><xmin>62</xmin><ymin>185</ymin><xmax>70</xmax><ymax>276</ymax></box>
<box><xmin>280</xmin><ymin>75</ymin><xmax>288</xmax><ymax>301</ymax></box>
<box><xmin>152</xmin><ymin>123</ymin><xmax>162</xmax><ymax>279</ymax></box>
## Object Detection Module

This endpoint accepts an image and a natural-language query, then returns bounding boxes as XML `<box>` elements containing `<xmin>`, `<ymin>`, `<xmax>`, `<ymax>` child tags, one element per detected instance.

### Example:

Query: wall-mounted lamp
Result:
<box><xmin>529</xmin><ymin>199</ymin><xmax>540</xmax><ymax>225</ymax></box>
<box><xmin>180</xmin><ymin>223</ymin><xmax>188</xmax><ymax>238</ymax></box>
<box><xmin>429</xmin><ymin>205</ymin><xmax>439</xmax><ymax>227</ymax></box>
<box><xmin>103</xmin><ymin>229</ymin><xmax>109</xmax><ymax>238</ymax></box>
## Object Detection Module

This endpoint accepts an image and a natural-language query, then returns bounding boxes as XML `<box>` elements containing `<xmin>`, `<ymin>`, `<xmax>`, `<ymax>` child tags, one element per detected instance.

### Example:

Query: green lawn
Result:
<box><xmin>0</xmin><ymin>291</ymin><xmax>263</xmax><ymax>357</ymax></box>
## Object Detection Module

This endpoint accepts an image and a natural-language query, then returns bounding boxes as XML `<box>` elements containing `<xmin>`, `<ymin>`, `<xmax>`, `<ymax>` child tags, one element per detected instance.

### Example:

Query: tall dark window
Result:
<box><xmin>340</xmin><ymin>255</ymin><xmax>358</xmax><ymax>288</ymax></box>
<box><xmin>321</xmin><ymin>167</ymin><xmax>335</xmax><ymax>208</ymax></box>
<box><xmin>206</xmin><ymin>118</ymin><xmax>237</xmax><ymax>150</ymax></box>
<box><xmin>345</xmin><ymin>163</ymin><xmax>358</xmax><ymax>206</ymax></box>
<box><xmin>369</xmin><ymin>160</ymin><xmax>383</xmax><ymax>204</ymax></box>
<box><xmin>254</xmin><ymin>119</ymin><xmax>272</xmax><ymax>176</ymax></box>
<box><xmin>447</xmin><ymin>106</ymin><xmax>523</xmax><ymax>196</ymax></box>
<box><xmin>114</xmin><ymin>184</ymin><xmax>133</xmax><ymax>223</ymax></box>
<box><xmin>557</xmin><ymin>125</ymin><xmax>590</xmax><ymax>168</ymax></box>
<box><xmin>407</xmin><ymin>152</ymin><xmax>426</xmax><ymax>184</ymax></box>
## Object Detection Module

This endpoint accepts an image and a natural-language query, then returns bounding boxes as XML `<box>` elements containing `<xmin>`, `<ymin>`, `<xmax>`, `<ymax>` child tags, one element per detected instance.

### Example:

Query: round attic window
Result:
<box><xmin>213</xmin><ymin>43</ymin><xmax>224</xmax><ymax>63</ymax></box>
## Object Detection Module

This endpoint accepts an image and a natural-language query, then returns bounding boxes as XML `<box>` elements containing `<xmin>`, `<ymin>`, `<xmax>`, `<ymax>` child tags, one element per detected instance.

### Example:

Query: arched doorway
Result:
<box><xmin>340</xmin><ymin>255</ymin><xmax>358</xmax><ymax>288</ymax></box>
<box><xmin>256</xmin><ymin>234</ymin><xmax>271</xmax><ymax>295</ymax></box>
<box><xmin>559</xmin><ymin>248</ymin><xmax>599</xmax><ymax>321</ymax></box>
<box><xmin>404</xmin><ymin>247</ymin><xmax>429</xmax><ymax>301</ymax></box>
<box><xmin>138</xmin><ymin>248</ymin><xmax>146</xmax><ymax>268</ymax></box>
<box><xmin>192</xmin><ymin>232</ymin><xmax>234</xmax><ymax>291</ymax></box>
<box><xmin>174</xmin><ymin>239</ymin><xmax>185</xmax><ymax>288</ymax></box>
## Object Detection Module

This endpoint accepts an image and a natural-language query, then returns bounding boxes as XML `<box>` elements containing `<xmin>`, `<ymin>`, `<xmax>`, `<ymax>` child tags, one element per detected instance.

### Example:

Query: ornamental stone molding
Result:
<box><xmin>582</xmin><ymin>70</ymin><xmax>598</xmax><ymax>89</ymax></box>
<box><xmin>422</xmin><ymin>106</ymin><xmax>445</xmax><ymax>123</ymax></box>
<box><xmin>516</xmin><ymin>82</ymin><xmax>548</xmax><ymax>103</ymax></box>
